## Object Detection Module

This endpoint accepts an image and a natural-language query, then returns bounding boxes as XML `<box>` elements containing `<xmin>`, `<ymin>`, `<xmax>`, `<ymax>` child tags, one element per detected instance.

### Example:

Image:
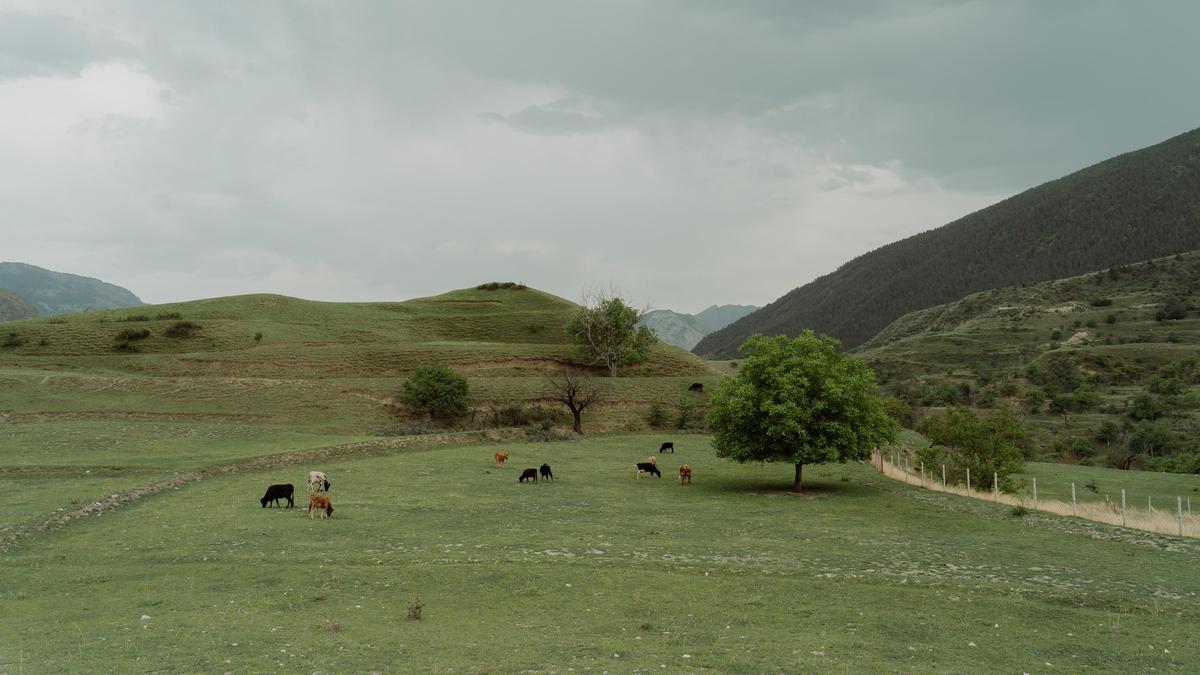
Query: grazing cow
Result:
<box><xmin>679</xmin><ymin>464</ymin><xmax>693</xmax><ymax>484</ymax></box>
<box><xmin>636</xmin><ymin>462</ymin><xmax>662</xmax><ymax>478</ymax></box>
<box><xmin>309</xmin><ymin>493</ymin><xmax>334</xmax><ymax>519</ymax></box>
<box><xmin>539</xmin><ymin>463</ymin><xmax>554</xmax><ymax>481</ymax></box>
<box><xmin>659</xmin><ymin>441</ymin><xmax>674</xmax><ymax>453</ymax></box>
<box><xmin>648</xmin><ymin>455</ymin><xmax>657</xmax><ymax>466</ymax></box>
<box><xmin>495</xmin><ymin>451</ymin><xmax>509</xmax><ymax>466</ymax></box>
<box><xmin>519</xmin><ymin>468</ymin><xmax>538</xmax><ymax>483</ymax></box>
<box><xmin>688</xmin><ymin>382</ymin><xmax>704</xmax><ymax>392</ymax></box>
<box><xmin>307</xmin><ymin>470</ymin><xmax>330</xmax><ymax>492</ymax></box>
<box><xmin>261</xmin><ymin>483</ymin><xmax>295</xmax><ymax>508</ymax></box>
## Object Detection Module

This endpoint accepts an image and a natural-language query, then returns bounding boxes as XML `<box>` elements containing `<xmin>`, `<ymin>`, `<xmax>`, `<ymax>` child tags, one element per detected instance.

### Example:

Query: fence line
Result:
<box><xmin>872</xmin><ymin>450</ymin><xmax>1200</xmax><ymax>539</ymax></box>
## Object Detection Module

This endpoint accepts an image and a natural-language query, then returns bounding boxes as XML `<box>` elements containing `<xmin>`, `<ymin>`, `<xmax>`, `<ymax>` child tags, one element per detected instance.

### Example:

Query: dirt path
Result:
<box><xmin>0</xmin><ymin>427</ymin><xmax>527</xmax><ymax>554</ymax></box>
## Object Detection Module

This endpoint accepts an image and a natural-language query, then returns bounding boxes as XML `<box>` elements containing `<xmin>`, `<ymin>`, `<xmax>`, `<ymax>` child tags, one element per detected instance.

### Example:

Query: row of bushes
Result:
<box><xmin>113</xmin><ymin>322</ymin><xmax>202</xmax><ymax>352</ymax></box>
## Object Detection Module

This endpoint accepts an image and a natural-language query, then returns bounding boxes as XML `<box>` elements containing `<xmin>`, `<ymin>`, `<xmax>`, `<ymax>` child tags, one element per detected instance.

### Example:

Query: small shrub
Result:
<box><xmin>1010</xmin><ymin>505</ymin><xmax>1030</xmax><ymax>517</ymax></box>
<box><xmin>154</xmin><ymin>312</ymin><xmax>182</xmax><ymax>320</ymax></box>
<box><xmin>163</xmin><ymin>321</ymin><xmax>202</xmax><ymax>338</ymax></box>
<box><xmin>114</xmin><ymin>328</ymin><xmax>150</xmax><ymax>341</ymax></box>
<box><xmin>476</xmin><ymin>281</ymin><xmax>527</xmax><ymax>291</ymax></box>
<box><xmin>2</xmin><ymin>332</ymin><xmax>25</xmax><ymax>348</ymax></box>
<box><xmin>1084</xmin><ymin>480</ymin><xmax>1098</xmax><ymax>493</ymax></box>
<box><xmin>117</xmin><ymin>315</ymin><xmax>150</xmax><ymax>322</ymax></box>
<box><xmin>1106</xmin><ymin>314</ymin><xmax>1117</xmax><ymax>324</ymax></box>
<box><xmin>407</xmin><ymin>599</ymin><xmax>424</xmax><ymax>620</ymax></box>
<box><xmin>646</xmin><ymin>403</ymin><xmax>670</xmax><ymax>428</ymax></box>
<box><xmin>113</xmin><ymin>341</ymin><xmax>140</xmax><ymax>353</ymax></box>
<box><xmin>525</xmin><ymin>425</ymin><xmax>577</xmax><ymax>442</ymax></box>
<box><xmin>254</xmin><ymin>332</ymin><xmax>263</xmax><ymax>344</ymax></box>
<box><xmin>399</xmin><ymin>364</ymin><xmax>470</xmax><ymax>418</ymax></box>
<box><xmin>1088</xmin><ymin>298</ymin><xmax>1113</xmax><ymax>307</ymax></box>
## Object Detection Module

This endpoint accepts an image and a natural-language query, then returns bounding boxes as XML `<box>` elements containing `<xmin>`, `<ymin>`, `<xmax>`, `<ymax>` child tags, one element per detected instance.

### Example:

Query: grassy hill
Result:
<box><xmin>695</xmin><ymin>126</ymin><xmax>1200</xmax><ymax>356</ymax></box>
<box><xmin>858</xmin><ymin>251</ymin><xmax>1200</xmax><ymax>472</ymax></box>
<box><xmin>638</xmin><ymin>304</ymin><xmax>758</xmax><ymax>351</ymax></box>
<box><xmin>0</xmin><ymin>262</ymin><xmax>144</xmax><ymax>316</ymax></box>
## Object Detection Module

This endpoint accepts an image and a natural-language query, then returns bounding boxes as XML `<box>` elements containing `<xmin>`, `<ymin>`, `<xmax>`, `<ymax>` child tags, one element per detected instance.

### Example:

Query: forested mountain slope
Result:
<box><xmin>695</xmin><ymin>126</ymin><xmax>1200</xmax><ymax>356</ymax></box>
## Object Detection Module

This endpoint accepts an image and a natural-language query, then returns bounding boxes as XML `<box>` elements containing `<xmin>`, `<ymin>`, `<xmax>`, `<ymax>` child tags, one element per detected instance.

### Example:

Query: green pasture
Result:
<box><xmin>3</xmin><ymin>434</ymin><xmax>1197</xmax><ymax>672</ymax></box>
<box><xmin>1015</xmin><ymin>462</ymin><xmax>1200</xmax><ymax>510</ymax></box>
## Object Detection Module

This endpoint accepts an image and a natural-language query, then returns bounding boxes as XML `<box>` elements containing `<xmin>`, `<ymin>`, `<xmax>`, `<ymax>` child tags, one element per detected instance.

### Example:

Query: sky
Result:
<box><xmin>3</xmin><ymin>2</ymin><xmax>1199</xmax><ymax>314</ymax></box>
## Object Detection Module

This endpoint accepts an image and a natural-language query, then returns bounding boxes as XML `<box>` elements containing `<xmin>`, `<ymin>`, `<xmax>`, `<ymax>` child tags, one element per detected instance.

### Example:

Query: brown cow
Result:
<box><xmin>678</xmin><ymin>464</ymin><xmax>692</xmax><ymax>484</ymax></box>
<box><xmin>495</xmin><ymin>451</ymin><xmax>509</xmax><ymax>466</ymax></box>
<box><xmin>309</xmin><ymin>493</ymin><xmax>334</xmax><ymax>519</ymax></box>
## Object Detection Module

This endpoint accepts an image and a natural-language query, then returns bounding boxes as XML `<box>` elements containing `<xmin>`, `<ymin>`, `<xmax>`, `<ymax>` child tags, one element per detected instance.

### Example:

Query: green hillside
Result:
<box><xmin>0</xmin><ymin>262</ymin><xmax>144</xmax><ymax>316</ymax></box>
<box><xmin>0</xmin><ymin>285</ymin><xmax>718</xmax><ymax>436</ymax></box>
<box><xmin>696</xmin><ymin>126</ymin><xmax>1200</xmax><ymax>356</ymax></box>
<box><xmin>858</xmin><ymin>251</ymin><xmax>1200</xmax><ymax>473</ymax></box>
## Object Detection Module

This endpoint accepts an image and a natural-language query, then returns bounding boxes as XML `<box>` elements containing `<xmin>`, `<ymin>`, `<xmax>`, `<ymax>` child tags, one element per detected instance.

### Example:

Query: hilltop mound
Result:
<box><xmin>0</xmin><ymin>262</ymin><xmax>144</xmax><ymax>316</ymax></box>
<box><xmin>695</xmin><ymin>126</ymin><xmax>1200</xmax><ymax>356</ymax></box>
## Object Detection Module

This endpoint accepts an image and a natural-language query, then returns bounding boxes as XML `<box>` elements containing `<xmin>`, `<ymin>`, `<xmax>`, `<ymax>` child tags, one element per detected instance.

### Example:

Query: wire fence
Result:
<box><xmin>872</xmin><ymin>449</ymin><xmax>1200</xmax><ymax>539</ymax></box>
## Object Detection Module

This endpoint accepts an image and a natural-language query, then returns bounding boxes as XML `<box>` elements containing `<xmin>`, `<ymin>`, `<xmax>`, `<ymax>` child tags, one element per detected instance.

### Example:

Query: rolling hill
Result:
<box><xmin>0</xmin><ymin>284</ymin><xmax>718</xmax><ymax>438</ymax></box>
<box><xmin>0</xmin><ymin>262</ymin><xmax>144</xmax><ymax>316</ymax></box>
<box><xmin>695</xmin><ymin>126</ymin><xmax>1200</xmax><ymax>357</ymax></box>
<box><xmin>857</xmin><ymin>250</ymin><xmax>1200</xmax><ymax>472</ymax></box>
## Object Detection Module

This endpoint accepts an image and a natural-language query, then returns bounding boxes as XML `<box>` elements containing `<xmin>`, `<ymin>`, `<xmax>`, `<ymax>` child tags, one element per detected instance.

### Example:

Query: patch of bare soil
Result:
<box><xmin>0</xmin><ymin>427</ymin><xmax>527</xmax><ymax>554</ymax></box>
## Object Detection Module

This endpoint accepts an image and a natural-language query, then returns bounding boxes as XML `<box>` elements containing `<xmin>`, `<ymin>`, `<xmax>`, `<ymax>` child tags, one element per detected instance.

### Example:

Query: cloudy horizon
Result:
<box><xmin>3</xmin><ymin>2</ymin><xmax>1199</xmax><ymax>314</ymax></box>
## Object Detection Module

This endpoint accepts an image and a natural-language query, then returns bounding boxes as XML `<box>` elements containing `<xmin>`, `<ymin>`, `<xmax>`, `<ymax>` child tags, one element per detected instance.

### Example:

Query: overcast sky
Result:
<box><xmin>3</xmin><ymin>2</ymin><xmax>1199</xmax><ymax>313</ymax></box>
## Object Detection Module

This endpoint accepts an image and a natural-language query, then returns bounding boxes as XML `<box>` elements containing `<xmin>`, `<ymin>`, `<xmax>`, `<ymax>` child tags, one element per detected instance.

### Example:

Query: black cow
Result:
<box><xmin>688</xmin><ymin>382</ymin><xmax>704</xmax><ymax>392</ymax></box>
<box><xmin>659</xmin><ymin>441</ymin><xmax>674</xmax><ymax>453</ymax></box>
<box><xmin>539</xmin><ymin>463</ymin><xmax>554</xmax><ymax>481</ymax></box>
<box><xmin>261</xmin><ymin>483</ymin><xmax>295</xmax><ymax>508</ymax></box>
<box><xmin>635</xmin><ymin>462</ymin><xmax>662</xmax><ymax>478</ymax></box>
<box><xmin>519</xmin><ymin>468</ymin><xmax>538</xmax><ymax>483</ymax></box>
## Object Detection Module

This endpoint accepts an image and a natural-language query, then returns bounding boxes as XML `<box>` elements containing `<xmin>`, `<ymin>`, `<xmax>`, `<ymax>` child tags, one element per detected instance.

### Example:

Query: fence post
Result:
<box><xmin>1179</xmin><ymin>497</ymin><xmax>1184</xmax><ymax>536</ymax></box>
<box><xmin>941</xmin><ymin>465</ymin><xmax>946</xmax><ymax>492</ymax></box>
<box><xmin>1148</xmin><ymin>496</ymin><xmax>1153</xmax><ymax>512</ymax></box>
<box><xmin>1121</xmin><ymin>489</ymin><xmax>1127</xmax><ymax>527</ymax></box>
<box><xmin>903</xmin><ymin>456</ymin><xmax>909</xmax><ymax>484</ymax></box>
<box><xmin>1189</xmin><ymin>497</ymin><xmax>1192</xmax><ymax>515</ymax></box>
<box><xmin>920</xmin><ymin>462</ymin><xmax>925</xmax><ymax>488</ymax></box>
<box><xmin>993</xmin><ymin>472</ymin><xmax>998</xmax><ymax>501</ymax></box>
<box><xmin>966</xmin><ymin>468</ymin><xmax>971</xmax><ymax>497</ymax></box>
<box><xmin>1071</xmin><ymin>483</ymin><xmax>1077</xmax><ymax>517</ymax></box>
<box><xmin>1032</xmin><ymin>478</ymin><xmax>1038</xmax><ymax>512</ymax></box>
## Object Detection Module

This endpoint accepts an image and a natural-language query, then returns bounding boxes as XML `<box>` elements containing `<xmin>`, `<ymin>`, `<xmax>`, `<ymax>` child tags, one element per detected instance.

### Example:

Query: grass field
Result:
<box><xmin>3</xmin><ymin>433</ymin><xmax>1198</xmax><ymax>672</ymax></box>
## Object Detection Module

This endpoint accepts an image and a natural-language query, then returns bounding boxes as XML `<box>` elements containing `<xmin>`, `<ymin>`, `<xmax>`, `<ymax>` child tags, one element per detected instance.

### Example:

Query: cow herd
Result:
<box><xmin>260</xmin><ymin>440</ymin><xmax>693</xmax><ymax>518</ymax></box>
<box><xmin>260</xmin><ymin>469</ymin><xmax>334</xmax><ymax>519</ymax></box>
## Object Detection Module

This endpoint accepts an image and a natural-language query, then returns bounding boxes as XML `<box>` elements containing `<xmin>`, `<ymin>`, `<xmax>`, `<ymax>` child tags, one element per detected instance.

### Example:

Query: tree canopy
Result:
<box><xmin>400</xmin><ymin>364</ymin><xmax>470</xmax><ymax>418</ymax></box>
<box><xmin>706</xmin><ymin>331</ymin><xmax>897</xmax><ymax>492</ymax></box>
<box><xmin>567</xmin><ymin>291</ymin><xmax>656</xmax><ymax>377</ymax></box>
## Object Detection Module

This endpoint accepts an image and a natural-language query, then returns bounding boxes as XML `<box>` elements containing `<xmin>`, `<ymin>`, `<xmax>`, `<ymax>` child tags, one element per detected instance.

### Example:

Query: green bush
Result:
<box><xmin>1088</xmin><ymin>297</ymin><xmax>1113</xmax><ymax>307</ymax></box>
<box><xmin>155</xmin><ymin>312</ymin><xmax>183</xmax><ymax>320</ymax></box>
<box><xmin>476</xmin><ymin>282</ymin><xmax>527</xmax><ymax>291</ymax></box>
<box><xmin>114</xmin><ymin>328</ymin><xmax>150</xmax><ymax>341</ymax></box>
<box><xmin>915</xmin><ymin>407</ymin><xmax>1027</xmax><ymax>493</ymax></box>
<box><xmin>163</xmin><ymin>321</ymin><xmax>202</xmax><ymax>338</ymax></box>
<box><xmin>2</xmin><ymin>332</ymin><xmax>25</xmax><ymax>348</ymax></box>
<box><xmin>1127</xmin><ymin>392</ymin><xmax>1164</xmax><ymax>421</ymax></box>
<box><xmin>117</xmin><ymin>315</ymin><xmax>150</xmax><ymax>322</ymax></box>
<box><xmin>646</xmin><ymin>403</ymin><xmax>670</xmax><ymax>428</ymax></box>
<box><xmin>399</xmin><ymin>364</ymin><xmax>470</xmax><ymax>418</ymax></box>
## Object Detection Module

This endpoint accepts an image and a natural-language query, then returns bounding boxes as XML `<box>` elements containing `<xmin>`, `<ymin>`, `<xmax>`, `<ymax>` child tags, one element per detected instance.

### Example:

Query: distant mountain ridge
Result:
<box><xmin>0</xmin><ymin>289</ymin><xmax>38</xmax><ymax>321</ymax></box>
<box><xmin>694</xmin><ymin>126</ymin><xmax>1200</xmax><ymax>357</ymax></box>
<box><xmin>0</xmin><ymin>262</ymin><xmax>144</xmax><ymax>316</ymax></box>
<box><xmin>639</xmin><ymin>304</ymin><xmax>758</xmax><ymax>351</ymax></box>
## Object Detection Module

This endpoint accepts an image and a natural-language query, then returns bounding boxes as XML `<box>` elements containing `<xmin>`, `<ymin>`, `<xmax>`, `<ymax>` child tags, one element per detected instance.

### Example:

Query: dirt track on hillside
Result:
<box><xmin>0</xmin><ymin>427</ymin><xmax>527</xmax><ymax>554</ymax></box>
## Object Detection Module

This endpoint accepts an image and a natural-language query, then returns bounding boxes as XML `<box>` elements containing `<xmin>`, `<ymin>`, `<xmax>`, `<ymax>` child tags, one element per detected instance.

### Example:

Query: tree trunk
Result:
<box><xmin>608</xmin><ymin>359</ymin><xmax>617</xmax><ymax>378</ymax></box>
<box><xmin>571</xmin><ymin>408</ymin><xmax>583</xmax><ymax>434</ymax></box>
<box><xmin>793</xmin><ymin>463</ymin><xmax>803</xmax><ymax>493</ymax></box>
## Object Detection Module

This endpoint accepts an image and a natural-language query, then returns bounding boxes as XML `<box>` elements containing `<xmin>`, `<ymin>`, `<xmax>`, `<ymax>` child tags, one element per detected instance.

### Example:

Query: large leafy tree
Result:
<box><xmin>915</xmin><ymin>406</ymin><xmax>1027</xmax><ymax>492</ymax></box>
<box><xmin>567</xmin><ymin>291</ymin><xmax>656</xmax><ymax>377</ymax></box>
<box><xmin>707</xmin><ymin>332</ymin><xmax>897</xmax><ymax>492</ymax></box>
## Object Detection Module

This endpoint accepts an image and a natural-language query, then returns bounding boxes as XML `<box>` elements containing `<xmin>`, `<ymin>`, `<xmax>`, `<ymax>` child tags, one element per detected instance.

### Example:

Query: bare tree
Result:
<box><xmin>545</xmin><ymin>370</ymin><xmax>605</xmax><ymax>434</ymax></box>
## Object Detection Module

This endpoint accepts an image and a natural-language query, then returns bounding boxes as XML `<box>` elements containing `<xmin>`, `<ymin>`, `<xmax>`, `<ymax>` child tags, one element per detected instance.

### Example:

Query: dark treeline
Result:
<box><xmin>695</xmin><ymin>126</ymin><xmax>1200</xmax><ymax>356</ymax></box>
